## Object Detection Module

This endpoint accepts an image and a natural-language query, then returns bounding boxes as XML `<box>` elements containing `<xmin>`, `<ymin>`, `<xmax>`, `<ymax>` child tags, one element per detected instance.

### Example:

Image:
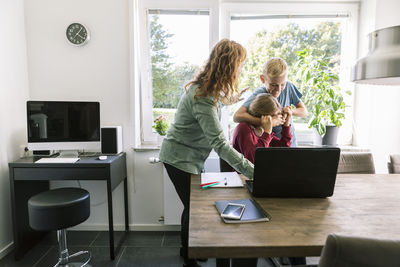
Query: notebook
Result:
<box><xmin>201</xmin><ymin>172</ymin><xmax>243</xmax><ymax>187</ymax></box>
<box><xmin>247</xmin><ymin>147</ymin><xmax>340</xmax><ymax>198</ymax></box>
<box><xmin>215</xmin><ymin>198</ymin><xmax>271</xmax><ymax>223</ymax></box>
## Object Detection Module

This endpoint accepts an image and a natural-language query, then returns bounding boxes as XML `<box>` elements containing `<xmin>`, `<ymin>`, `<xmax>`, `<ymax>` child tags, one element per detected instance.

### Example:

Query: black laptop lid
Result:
<box><xmin>253</xmin><ymin>147</ymin><xmax>340</xmax><ymax>198</ymax></box>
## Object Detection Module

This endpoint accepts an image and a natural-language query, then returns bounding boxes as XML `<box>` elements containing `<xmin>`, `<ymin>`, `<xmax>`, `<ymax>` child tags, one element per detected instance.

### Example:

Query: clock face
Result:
<box><xmin>66</xmin><ymin>23</ymin><xmax>90</xmax><ymax>46</ymax></box>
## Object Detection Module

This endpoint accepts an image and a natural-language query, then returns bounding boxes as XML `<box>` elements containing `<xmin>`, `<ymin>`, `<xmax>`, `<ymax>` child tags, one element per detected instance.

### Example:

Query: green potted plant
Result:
<box><xmin>295</xmin><ymin>49</ymin><xmax>351</xmax><ymax>145</ymax></box>
<box><xmin>153</xmin><ymin>115</ymin><xmax>169</xmax><ymax>145</ymax></box>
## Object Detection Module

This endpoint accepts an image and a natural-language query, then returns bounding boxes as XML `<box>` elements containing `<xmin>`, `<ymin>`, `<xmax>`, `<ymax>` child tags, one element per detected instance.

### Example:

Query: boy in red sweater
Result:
<box><xmin>232</xmin><ymin>93</ymin><xmax>292</xmax><ymax>163</ymax></box>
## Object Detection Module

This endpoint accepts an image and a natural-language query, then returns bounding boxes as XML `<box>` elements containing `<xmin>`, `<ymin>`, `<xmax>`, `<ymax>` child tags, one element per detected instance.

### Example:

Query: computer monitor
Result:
<box><xmin>27</xmin><ymin>101</ymin><xmax>101</xmax><ymax>152</ymax></box>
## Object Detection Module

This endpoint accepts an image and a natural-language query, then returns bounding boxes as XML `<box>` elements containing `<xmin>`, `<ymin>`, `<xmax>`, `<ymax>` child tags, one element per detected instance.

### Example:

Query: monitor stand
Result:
<box><xmin>58</xmin><ymin>150</ymin><xmax>79</xmax><ymax>158</ymax></box>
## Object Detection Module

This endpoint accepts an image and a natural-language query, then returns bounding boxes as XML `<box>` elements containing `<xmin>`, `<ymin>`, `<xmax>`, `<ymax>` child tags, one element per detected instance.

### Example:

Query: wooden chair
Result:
<box><xmin>337</xmin><ymin>152</ymin><xmax>375</xmax><ymax>174</ymax></box>
<box><xmin>388</xmin><ymin>154</ymin><xmax>400</xmax><ymax>173</ymax></box>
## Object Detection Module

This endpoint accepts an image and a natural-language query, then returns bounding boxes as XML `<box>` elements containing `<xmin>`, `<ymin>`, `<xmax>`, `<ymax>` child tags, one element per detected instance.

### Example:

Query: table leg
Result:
<box><xmin>124</xmin><ymin>178</ymin><xmax>129</xmax><ymax>232</ymax></box>
<box><xmin>106</xmin><ymin>180</ymin><xmax>115</xmax><ymax>260</ymax></box>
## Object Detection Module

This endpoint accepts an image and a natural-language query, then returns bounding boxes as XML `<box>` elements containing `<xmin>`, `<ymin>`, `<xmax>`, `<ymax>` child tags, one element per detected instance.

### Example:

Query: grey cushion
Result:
<box><xmin>388</xmin><ymin>154</ymin><xmax>400</xmax><ymax>173</ymax></box>
<box><xmin>319</xmin><ymin>234</ymin><xmax>400</xmax><ymax>267</ymax></box>
<box><xmin>337</xmin><ymin>152</ymin><xmax>375</xmax><ymax>174</ymax></box>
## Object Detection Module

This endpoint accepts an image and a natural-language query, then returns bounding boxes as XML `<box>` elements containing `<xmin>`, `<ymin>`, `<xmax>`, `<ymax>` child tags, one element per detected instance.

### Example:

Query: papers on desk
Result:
<box><xmin>201</xmin><ymin>172</ymin><xmax>243</xmax><ymax>187</ymax></box>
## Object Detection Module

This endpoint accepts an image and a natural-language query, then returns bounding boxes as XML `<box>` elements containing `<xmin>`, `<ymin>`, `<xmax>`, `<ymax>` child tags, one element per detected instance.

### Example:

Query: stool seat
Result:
<box><xmin>28</xmin><ymin>187</ymin><xmax>90</xmax><ymax>231</ymax></box>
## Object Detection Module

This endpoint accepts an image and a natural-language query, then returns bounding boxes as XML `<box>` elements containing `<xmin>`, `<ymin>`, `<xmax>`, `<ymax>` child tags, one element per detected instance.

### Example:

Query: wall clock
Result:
<box><xmin>66</xmin><ymin>23</ymin><xmax>90</xmax><ymax>46</ymax></box>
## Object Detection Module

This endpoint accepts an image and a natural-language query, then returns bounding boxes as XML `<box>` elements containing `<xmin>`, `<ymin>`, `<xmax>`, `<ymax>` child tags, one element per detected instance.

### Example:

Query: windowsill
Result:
<box><xmin>132</xmin><ymin>144</ymin><xmax>160</xmax><ymax>152</ymax></box>
<box><xmin>298</xmin><ymin>144</ymin><xmax>370</xmax><ymax>152</ymax></box>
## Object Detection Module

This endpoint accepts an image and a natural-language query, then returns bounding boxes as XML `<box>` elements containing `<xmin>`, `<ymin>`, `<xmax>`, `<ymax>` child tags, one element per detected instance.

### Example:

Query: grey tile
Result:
<box><xmin>93</xmin><ymin>231</ymin><xmax>163</xmax><ymax>247</ymax></box>
<box><xmin>117</xmin><ymin>247</ymin><xmax>183</xmax><ymax>267</ymax></box>
<box><xmin>39</xmin><ymin>231</ymin><xmax>99</xmax><ymax>246</ymax></box>
<box><xmin>162</xmin><ymin>231</ymin><xmax>181</xmax><ymax>247</ymax></box>
<box><xmin>91</xmin><ymin>231</ymin><xmax>128</xmax><ymax>247</ymax></box>
<box><xmin>35</xmin><ymin>246</ymin><xmax>119</xmax><ymax>267</ymax></box>
<box><xmin>0</xmin><ymin>245</ymin><xmax>52</xmax><ymax>267</ymax></box>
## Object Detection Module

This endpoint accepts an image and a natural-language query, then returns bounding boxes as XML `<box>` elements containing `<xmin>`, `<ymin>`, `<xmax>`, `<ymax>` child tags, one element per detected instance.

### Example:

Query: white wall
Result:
<box><xmin>23</xmin><ymin>0</ymin><xmax>170</xmax><ymax>231</ymax></box>
<box><xmin>0</xmin><ymin>0</ymin><xmax>30</xmax><ymax>258</ymax></box>
<box><xmin>354</xmin><ymin>0</ymin><xmax>400</xmax><ymax>173</ymax></box>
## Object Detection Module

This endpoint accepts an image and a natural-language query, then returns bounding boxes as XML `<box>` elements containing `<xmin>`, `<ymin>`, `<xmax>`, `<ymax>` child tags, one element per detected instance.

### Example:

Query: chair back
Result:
<box><xmin>337</xmin><ymin>152</ymin><xmax>375</xmax><ymax>174</ymax></box>
<box><xmin>388</xmin><ymin>154</ymin><xmax>400</xmax><ymax>173</ymax></box>
<box><xmin>319</xmin><ymin>234</ymin><xmax>400</xmax><ymax>267</ymax></box>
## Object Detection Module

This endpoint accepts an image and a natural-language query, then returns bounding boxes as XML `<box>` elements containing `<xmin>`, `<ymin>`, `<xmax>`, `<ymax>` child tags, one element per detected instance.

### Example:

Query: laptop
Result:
<box><xmin>246</xmin><ymin>147</ymin><xmax>340</xmax><ymax>198</ymax></box>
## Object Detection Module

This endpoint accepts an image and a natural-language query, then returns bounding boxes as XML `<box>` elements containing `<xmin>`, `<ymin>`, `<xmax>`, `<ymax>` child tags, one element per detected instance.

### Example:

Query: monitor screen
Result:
<box><xmin>27</xmin><ymin>101</ymin><xmax>100</xmax><ymax>151</ymax></box>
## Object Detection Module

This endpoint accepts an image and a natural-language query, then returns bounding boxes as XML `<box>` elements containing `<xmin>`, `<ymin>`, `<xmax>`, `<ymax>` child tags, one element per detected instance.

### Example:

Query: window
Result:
<box><xmin>136</xmin><ymin>1</ymin><xmax>359</xmax><ymax>146</ymax></box>
<box><xmin>138</xmin><ymin>2</ymin><xmax>212</xmax><ymax>144</ymax></box>
<box><xmin>222</xmin><ymin>2</ymin><xmax>358</xmax><ymax>145</ymax></box>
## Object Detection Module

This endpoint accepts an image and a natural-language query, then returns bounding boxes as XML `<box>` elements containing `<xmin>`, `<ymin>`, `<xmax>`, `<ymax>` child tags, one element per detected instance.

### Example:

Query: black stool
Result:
<box><xmin>28</xmin><ymin>187</ymin><xmax>91</xmax><ymax>267</ymax></box>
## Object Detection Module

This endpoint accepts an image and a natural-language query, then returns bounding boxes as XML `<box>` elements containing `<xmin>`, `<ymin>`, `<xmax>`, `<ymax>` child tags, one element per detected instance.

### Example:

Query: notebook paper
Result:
<box><xmin>201</xmin><ymin>172</ymin><xmax>243</xmax><ymax>187</ymax></box>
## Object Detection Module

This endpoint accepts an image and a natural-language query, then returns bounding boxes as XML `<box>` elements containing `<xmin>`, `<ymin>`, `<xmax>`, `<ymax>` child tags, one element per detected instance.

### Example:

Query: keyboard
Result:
<box><xmin>35</xmin><ymin>158</ymin><xmax>80</xmax><ymax>163</ymax></box>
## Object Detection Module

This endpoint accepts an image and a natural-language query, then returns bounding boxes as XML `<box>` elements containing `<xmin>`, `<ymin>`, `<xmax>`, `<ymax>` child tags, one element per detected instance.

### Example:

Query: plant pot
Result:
<box><xmin>157</xmin><ymin>134</ymin><xmax>165</xmax><ymax>146</ymax></box>
<box><xmin>313</xmin><ymin>126</ymin><xmax>339</xmax><ymax>146</ymax></box>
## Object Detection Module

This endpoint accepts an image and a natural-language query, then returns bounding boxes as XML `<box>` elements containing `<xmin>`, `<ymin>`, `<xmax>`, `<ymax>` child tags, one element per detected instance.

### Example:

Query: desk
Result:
<box><xmin>9</xmin><ymin>153</ymin><xmax>128</xmax><ymax>260</ymax></box>
<box><xmin>189</xmin><ymin>174</ymin><xmax>400</xmax><ymax>265</ymax></box>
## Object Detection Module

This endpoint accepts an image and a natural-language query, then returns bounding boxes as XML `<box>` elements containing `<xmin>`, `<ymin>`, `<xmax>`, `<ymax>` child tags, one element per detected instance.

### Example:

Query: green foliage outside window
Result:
<box><xmin>149</xmin><ymin>17</ymin><xmax>345</xmax><ymax>138</ymax></box>
<box><xmin>150</xmin><ymin>16</ymin><xmax>199</xmax><ymax>109</ymax></box>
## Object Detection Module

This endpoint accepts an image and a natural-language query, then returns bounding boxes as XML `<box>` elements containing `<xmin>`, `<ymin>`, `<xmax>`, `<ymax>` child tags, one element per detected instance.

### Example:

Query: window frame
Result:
<box><xmin>137</xmin><ymin>0</ymin><xmax>219</xmax><ymax>144</ymax></box>
<box><xmin>135</xmin><ymin>0</ymin><xmax>359</xmax><ymax>146</ymax></box>
<box><xmin>220</xmin><ymin>2</ymin><xmax>359</xmax><ymax>145</ymax></box>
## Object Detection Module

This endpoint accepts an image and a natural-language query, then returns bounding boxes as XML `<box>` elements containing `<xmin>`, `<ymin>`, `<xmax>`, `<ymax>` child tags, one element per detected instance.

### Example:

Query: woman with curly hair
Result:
<box><xmin>159</xmin><ymin>39</ymin><xmax>254</xmax><ymax>267</ymax></box>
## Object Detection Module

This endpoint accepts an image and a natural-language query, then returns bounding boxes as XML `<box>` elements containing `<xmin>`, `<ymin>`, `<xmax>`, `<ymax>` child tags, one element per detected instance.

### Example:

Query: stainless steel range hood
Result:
<box><xmin>352</xmin><ymin>25</ymin><xmax>400</xmax><ymax>85</ymax></box>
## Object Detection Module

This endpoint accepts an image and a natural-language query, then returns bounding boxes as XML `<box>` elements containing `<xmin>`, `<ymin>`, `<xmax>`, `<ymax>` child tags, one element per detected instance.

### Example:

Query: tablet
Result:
<box><xmin>221</xmin><ymin>203</ymin><xmax>245</xmax><ymax>220</ymax></box>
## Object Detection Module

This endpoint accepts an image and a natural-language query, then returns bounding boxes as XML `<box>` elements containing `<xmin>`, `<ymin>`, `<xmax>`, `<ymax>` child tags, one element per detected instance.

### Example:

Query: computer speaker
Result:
<box><xmin>101</xmin><ymin>126</ymin><xmax>123</xmax><ymax>154</ymax></box>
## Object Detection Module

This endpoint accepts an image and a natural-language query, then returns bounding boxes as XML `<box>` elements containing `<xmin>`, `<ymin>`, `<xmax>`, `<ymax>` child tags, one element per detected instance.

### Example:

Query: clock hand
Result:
<box><xmin>74</xmin><ymin>27</ymin><xmax>83</xmax><ymax>38</ymax></box>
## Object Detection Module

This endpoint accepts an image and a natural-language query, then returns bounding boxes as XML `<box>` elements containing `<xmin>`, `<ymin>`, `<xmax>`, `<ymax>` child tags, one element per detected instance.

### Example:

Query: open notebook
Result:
<box><xmin>201</xmin><ymin>172</ymin><xmax>243</xmax><ymax>187</ymax></box>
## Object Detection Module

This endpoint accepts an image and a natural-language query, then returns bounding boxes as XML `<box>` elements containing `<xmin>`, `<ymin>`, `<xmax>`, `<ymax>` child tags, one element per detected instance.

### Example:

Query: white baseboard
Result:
<box><xmin>0</xmin><ymin>242</ymin><xmax>14</xmax><ymax>260</ymax></box>
<box><xmin>70</xmin><ymin>223</ymin><xmax>180</xmax><ymax>231</ymax></box>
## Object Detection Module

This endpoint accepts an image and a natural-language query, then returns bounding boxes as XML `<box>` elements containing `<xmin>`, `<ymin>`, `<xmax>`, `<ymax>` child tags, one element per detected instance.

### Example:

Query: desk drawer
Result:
<box><xmin>13</xmin><ymin>167</ymin><xmax>108</xmax><ymax>181</ymax></box>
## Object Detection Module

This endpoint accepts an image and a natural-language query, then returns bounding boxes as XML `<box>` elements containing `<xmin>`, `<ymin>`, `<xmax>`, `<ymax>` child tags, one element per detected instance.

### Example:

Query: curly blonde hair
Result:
<box><xmin>248</xmin><ymin>93</ymin><xmax>282</xmax><ymax>118</ymax></box>
<box><xmin>185</xmin><ymin>39</ymin><xmax>246</xmax><ymax>105</ymax></box>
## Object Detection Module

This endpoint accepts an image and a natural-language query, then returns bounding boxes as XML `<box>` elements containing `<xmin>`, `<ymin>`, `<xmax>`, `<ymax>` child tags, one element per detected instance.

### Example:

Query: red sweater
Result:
<box><xmin>232</xmin><ymin>122</ymin><xmax>292</xmax><ymax>164</ymax></box>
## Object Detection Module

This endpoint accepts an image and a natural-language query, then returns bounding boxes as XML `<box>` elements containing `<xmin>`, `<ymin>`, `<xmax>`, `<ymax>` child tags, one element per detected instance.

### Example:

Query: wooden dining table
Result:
<box><xmin>188</xmin><ymin>174</ymin><xmax>400</xmax><ymax>264</ymax></box>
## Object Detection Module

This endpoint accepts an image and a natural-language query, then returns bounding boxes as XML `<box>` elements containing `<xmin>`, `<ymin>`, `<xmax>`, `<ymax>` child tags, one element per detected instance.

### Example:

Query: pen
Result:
<box><xmin>201</xmin><ymin>182</ymin><xmax>219</xmax><ymax>189</ymax></box>
<box><xmin>200</xmin><ymin>181</ymin><xmax>219</xmax><ymax>187</ymax></box>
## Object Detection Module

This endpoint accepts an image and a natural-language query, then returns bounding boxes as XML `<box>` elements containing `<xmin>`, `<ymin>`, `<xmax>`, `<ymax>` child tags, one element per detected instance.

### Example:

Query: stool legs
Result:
<box><xmin>54</xmin><ymin>229</ymin><xmax>91</xmax><ymax>267</ymax></box>
<box><xmin>57</xmin><ymin>230</ymin><xmax>69</xmax><ymax>266</ymax></box>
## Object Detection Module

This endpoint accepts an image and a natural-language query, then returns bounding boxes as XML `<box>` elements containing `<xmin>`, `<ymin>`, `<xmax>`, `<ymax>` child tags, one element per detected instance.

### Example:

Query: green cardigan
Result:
<box><xmin>159</xmin><ymin>84</ymin><xmax>254</xmax><ymax>179</ymax></box>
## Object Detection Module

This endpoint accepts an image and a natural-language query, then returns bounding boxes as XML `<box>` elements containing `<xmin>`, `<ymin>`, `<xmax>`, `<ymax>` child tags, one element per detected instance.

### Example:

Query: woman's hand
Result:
<box><xmin>283</xmin><ymin>106</ymin><xmax>293</xmax><ymax>126</ymax></box>
<box><xmin>261</xmin><ymin>115</ymin><xmax>273</xmax><ymax>134</ymax></box>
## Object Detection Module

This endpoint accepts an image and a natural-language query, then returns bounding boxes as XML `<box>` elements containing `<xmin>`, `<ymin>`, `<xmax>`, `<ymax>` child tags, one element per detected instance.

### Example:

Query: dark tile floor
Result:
<box><xmin>0</xmin><ymin>231</ymin><xmax>313</xmax><ymax>267</ymax></box>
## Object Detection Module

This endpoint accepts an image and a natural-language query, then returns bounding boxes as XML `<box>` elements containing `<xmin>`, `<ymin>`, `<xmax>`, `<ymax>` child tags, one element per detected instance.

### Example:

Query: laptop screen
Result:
<box><xmin>252</xmin><ymin>147</ymin><xmax>340</xmax><ymax>198</ymax></box>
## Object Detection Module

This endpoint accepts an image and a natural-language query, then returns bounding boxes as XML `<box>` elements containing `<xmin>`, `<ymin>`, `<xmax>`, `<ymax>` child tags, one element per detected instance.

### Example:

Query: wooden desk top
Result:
<box><xmin>189</xmin><ymin>174</ymin><xmax>400</xmax><ymax>259</ymax></box>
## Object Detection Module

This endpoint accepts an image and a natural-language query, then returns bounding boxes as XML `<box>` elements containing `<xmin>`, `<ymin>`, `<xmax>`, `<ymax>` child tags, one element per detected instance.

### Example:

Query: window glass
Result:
<box><xmin>229</xmin><ymin>17</ymin><xmax>353</xmax><ymax>145</ymax></box>
<box><xmin>148</xmin><ymin>11</ymin><xmax>209</xmax><ymax>129</ymax></box>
